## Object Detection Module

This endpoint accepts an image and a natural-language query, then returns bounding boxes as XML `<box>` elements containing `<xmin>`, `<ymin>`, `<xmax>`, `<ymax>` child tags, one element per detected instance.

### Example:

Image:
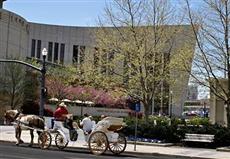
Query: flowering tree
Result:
<box><xmin>46</xmin><ymin>65</ymin><xmax>77</xmax><ymax>100</ymax></box>
<box><xmin>66</xmin><ymin>86</ymin><xmax>126</xmax><ymax>108</ymax></box>
<box><xmin>66</xmin><ymin>86</ymin><xmax>93</xmax><ymax>102</ymax></box>
<box><xmin>46</xmin><ymin>76</ymin><xmax>69</xmax><ymax>100</ymax></box>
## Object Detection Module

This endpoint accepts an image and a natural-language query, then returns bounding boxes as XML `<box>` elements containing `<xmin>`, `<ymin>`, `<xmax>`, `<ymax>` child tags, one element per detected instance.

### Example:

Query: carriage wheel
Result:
<box><xmin>88</xmin><ymin>131</ymin><xmax>109</xmax><ymax>155</ymax></box>
<box><xmin>108</xmin><ymin>133</ymin><xmax>127</xmax><ymax>154</ymax></box>
<box><xmin>55</xmin><ymin>132</ymin><xmax>68</xmax><ymax>150</ymax></box>
<box><xmin>38</xmin><ymin>131</ymin><xmax>52</xmax><ymax>149</ymax></box>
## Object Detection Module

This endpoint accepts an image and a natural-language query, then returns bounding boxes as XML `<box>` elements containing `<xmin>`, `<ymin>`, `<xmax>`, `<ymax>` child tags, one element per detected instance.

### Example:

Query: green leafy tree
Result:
<box><xmin>75</xmin><ymin>0</ymin><xmax>195</xmax><ymax>118</ymax></box>
<box><xmin>0</xmin><ymin>62</ymin><xmax>26</xmax><ymax>109</ymax></box>
<box><xmin>23</xmin><ymin>70</ymin><xmax>39</xmax><ymax>103</ymax></box>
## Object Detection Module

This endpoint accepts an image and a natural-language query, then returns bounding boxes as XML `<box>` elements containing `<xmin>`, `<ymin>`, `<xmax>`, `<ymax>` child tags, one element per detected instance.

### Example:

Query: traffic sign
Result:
<box><xmin>135</xmin><ymin>102</ymin><xmax>140</xmax><ymax>112</ymax></box>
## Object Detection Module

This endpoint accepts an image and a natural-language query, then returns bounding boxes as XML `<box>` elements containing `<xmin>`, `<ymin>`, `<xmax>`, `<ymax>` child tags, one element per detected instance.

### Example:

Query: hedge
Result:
<box><xmin>122</xmin><ymin>116</ymin><xmax>230</xmax><ymax>147</ymax></box>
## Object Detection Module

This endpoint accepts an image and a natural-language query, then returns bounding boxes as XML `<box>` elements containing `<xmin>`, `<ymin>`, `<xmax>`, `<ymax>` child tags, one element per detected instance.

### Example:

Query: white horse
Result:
<box><xmin>4</xmin><ymin>110</ymin><xmax>45</xmax><ymax>146</ymax></box>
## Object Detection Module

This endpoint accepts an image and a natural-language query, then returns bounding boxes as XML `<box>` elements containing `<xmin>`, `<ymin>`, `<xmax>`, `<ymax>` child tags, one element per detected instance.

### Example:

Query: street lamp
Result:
<box><xmin>170</xmin><ymin>90</ymin><xmax>173</xmax><ymax>118</ymax></box>
<box><xmin>39</xmin><ymin>48</ymin><xmax>47</xmax><ymax>116</ymax></box>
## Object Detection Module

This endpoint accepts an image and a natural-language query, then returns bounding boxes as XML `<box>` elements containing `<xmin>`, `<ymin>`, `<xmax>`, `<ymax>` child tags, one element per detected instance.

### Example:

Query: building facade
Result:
<box><xmin>186</xmin><ymin>85</ymin><xmax>198</xmax><ymax>100</ymax></box>
<box><xmin>0</xmin><ymin>2</ymin><xmax>196</xmax><ymax>117</ymax></box>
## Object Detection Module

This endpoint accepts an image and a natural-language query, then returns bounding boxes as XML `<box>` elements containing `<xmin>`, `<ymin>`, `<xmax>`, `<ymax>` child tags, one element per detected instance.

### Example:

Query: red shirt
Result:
<box><xmin>54</xmin><ymin>107</ymin><xmax>68</xmax><ymax>120</ymax></box>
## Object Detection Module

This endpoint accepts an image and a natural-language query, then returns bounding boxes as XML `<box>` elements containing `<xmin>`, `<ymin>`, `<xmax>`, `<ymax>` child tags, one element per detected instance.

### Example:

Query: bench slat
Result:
<box><xmin>183</xmin><ymin>133</ymin><xmax>214</xmax><ymax>143</ymax></box>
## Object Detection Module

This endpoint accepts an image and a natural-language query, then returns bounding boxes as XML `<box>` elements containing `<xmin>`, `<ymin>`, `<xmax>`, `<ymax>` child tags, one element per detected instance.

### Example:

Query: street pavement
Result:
<box><xmin>0</xmin><ymin>125</ymin><xmax>230</xmax><ymax>159</ymax></box>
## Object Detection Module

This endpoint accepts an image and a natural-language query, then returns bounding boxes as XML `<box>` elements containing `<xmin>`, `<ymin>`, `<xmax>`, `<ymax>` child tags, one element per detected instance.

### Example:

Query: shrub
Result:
<box><xmin>186</xmin><ymin>117</ymin><xmax>209</xmax><ymax>126</ymax></box>
<box><xmin>123</xmin><ymin>116</ymin><xmax>230</xmax><ymax>147</ymax></box>
<box><xmin>123</xmin><ymin>116</ymin><xmax>180</xmax><ymax>143</ymax></box>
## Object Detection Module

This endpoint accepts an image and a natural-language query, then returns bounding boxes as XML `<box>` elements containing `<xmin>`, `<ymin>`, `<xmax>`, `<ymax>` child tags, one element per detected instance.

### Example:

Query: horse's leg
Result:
<box><xmin>15</xmin><ymin>126</ymin><xmax>19</xmax><ymax>145</ymax></box>
<box><xmin>15</xmin><ymin>125</ymin><xmax>23</xmax><ymax>145</ymax></box>
<box><xmin>28</xmin><ymin>129</ymin><xmax>34</xmax><ymax>147</ymax></box>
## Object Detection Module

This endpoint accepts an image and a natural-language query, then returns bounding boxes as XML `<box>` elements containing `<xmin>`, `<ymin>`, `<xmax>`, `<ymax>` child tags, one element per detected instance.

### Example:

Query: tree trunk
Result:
<box><xmin>144</xmin><ymin>102</ymin><xmax>150</xmax><ymax>121</ymax></box>
<box><xmin>144</xmin><ymin>99</ymin><xmax>153</xmax><ymax>121</ymax></box>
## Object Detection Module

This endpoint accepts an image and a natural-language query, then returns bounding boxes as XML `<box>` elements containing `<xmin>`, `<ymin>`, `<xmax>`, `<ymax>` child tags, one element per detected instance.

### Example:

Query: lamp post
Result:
<box><xmin>39</xmin><ymin>48</ymin><xmax>47</xmax><ymax>116</ymax></box>
<box><xmin>170</xmin><ymin>90</ymin><xmax>173</xmax><ymax>118</ymax></box>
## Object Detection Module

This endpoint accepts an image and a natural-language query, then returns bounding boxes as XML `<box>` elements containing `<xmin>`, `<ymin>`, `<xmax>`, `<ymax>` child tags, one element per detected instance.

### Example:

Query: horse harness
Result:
<box><xmin>13</xmin><ymin>112</ymin><xmax>30</xmax><ymax>127</ymax></box>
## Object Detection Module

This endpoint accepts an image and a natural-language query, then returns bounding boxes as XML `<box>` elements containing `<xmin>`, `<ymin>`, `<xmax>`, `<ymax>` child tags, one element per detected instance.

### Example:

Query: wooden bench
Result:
<box><xmin>182</xmin><ymin>133</ymin><xmax>214</xmax><ymax>143</ymax></box>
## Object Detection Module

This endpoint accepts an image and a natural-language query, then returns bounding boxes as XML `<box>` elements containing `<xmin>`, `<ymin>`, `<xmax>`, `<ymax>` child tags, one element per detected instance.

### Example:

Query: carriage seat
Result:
<box><xmin>94</xmin><ymin>117</ymin><xmax>125</xmax><ymax>133</ymax></box>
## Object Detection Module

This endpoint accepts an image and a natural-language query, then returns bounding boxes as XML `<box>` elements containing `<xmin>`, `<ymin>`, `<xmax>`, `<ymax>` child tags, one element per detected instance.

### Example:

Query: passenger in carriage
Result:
<box><xmin>89</xmin><ymin>116</ymin><xmax>96</xmax><ymax>131</ymax></box>
<box><xmin>80</xmin><ymin>113</ymin><xmax>93</xmax><ymax>144</ymax></box>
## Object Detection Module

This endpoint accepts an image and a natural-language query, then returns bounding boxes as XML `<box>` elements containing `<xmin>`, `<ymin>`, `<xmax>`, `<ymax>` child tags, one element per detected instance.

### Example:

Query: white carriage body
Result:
<box><xmin>93</xmin><ymin>117</ymin><xmax>125</xmax><ymax>142</ymax></box>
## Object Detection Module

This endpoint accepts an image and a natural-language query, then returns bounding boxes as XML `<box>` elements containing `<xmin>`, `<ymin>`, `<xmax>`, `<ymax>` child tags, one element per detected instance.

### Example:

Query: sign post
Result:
<box><xmin>134</xmin><ymin>101</ymin><xmax>140</xmax><ymax>151</ymax></box>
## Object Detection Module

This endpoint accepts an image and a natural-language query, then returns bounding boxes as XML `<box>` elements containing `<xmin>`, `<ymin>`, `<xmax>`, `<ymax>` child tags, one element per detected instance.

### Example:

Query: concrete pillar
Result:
<box><xmin>209</xmin><ymin>79</ymin><xmax>228</xmax><ymax>126</ymax></box>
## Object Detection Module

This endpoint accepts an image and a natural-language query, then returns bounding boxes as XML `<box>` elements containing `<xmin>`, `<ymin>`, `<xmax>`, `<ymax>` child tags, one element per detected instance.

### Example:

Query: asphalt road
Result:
<box><xmin>0</xmin><ymin>142</ymin><xmax>179</xmax><ymax>159</ymax></box>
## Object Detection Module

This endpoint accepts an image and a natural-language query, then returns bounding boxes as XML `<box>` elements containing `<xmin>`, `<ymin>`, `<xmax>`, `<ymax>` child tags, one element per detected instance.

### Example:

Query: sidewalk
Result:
<box><xmin>0</xmin><ymin>125</ymin><xmax>230</xmax><ymax>159</ymax></box>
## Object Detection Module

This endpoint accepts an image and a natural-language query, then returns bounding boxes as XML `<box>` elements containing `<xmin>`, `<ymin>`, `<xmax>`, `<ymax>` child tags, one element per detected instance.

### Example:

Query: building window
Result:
<box><xmin>54</xmin><ymin>43</ymin><xmax>59</xmax><ymax>63</ymax></box>
<box><xmin>31</xmin><ymin>39</ymin><xmax>36</xmax><ymax>57</ymax></box>
<box><xmin>73</xmin><ymin>45</ymin><xmax>79</xmax><ymax>63</ymax></box>
<box><xmin>60</xmin><ymin>43</ymin><xmax>65</xmax><ymax>64</ymax></box>
<box><xmin>48</xmin><ymin>42</ymin><xmax>53</xmax><ymax>62</ymax></box>
<box><xmin>80</xmin><ymin>46</ymin><xmax>85</xmax><ymax>64</ymax></box>
<box><xmin>36</xmin><ymin>40</ymin><xmax>41</xmax><ymax>59</ymax></box>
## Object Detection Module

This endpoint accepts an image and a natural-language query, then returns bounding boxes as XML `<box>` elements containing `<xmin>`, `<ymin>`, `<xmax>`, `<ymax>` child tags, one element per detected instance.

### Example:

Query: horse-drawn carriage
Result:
<box><xmin>4</xmin><ymin>110</ymin><xmax>127</xmax><ymax>155</ymax></box>
<box><xmin>39</xmin><ymin>116</ymin><xmax>127</xmax><ymax>155</ymax></box>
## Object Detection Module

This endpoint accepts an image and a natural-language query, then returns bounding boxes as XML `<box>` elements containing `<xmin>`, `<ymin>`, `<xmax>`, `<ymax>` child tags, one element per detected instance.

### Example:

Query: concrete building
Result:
<box><xmin>0</xmin><ymin>1</ymin><xmax>196</xmax><ymax>117</ymax></box>
<box><xmin>187</xmin><ymin>85</ymin><xmax>198</xmax><ymax>100</ymax></box>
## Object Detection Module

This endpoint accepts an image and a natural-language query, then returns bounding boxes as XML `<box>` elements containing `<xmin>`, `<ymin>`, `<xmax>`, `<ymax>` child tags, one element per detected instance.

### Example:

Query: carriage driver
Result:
<box><xmin>54</xmin><ymin>102</ymin><xmax>69</xmax><ymax>121</ymax></box>
<box><xmin>52</xmin><ymin>102</ymin><xmax>72</xmax><ymax>137</ymax></box>
<box><xmin>52</xmin><ymin>102</ymin><xmax>79</xmax><ymax>142</ymax></box>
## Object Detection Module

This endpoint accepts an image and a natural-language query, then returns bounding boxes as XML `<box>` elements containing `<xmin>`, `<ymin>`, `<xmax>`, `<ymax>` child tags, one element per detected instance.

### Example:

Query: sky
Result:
<box><xmin>3</xmin><ymin>0</ymin><xmax>109</xmax><ymax>26</ymax></box>
<box><xmin>3</xmin><ymin>0</ymin><xmax>201</xmax><ymax>27</ymax></box>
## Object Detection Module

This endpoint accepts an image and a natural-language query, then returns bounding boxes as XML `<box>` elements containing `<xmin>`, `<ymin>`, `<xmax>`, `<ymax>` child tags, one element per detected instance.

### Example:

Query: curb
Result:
<box><xmin>127</xmin><ymin>141</ymin><xmax>174</xmax><ymax>147</ymax></box>
<box><xmin>216</xmin><ymin>147</ymin><xmax>230</xmax><ymax>152</ymax></box>
<box><xmin>124</xmin><ymin>151</ymin><xmax>214</xmax><ymax>159</ymax></box>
